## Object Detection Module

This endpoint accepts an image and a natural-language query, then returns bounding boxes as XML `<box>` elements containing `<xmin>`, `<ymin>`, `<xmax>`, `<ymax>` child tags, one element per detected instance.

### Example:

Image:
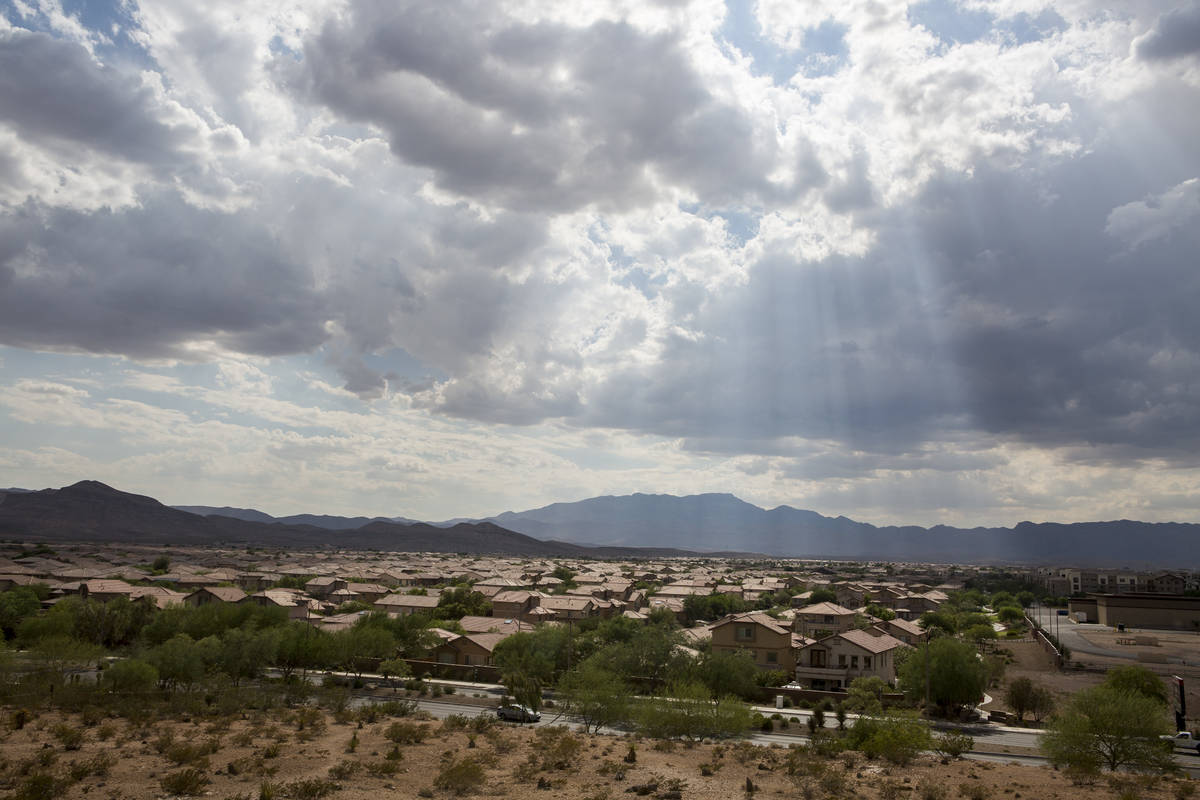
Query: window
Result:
<box><xmin>863</xmin><ymin>656</ymin><xmax>871</xmax><ymax>669</ymax></box>
<box><xmin>766</xmin><ymin>651</ymin><xmax>778</xmax><ymax>664</ymax></box>
<box><xmin>838</xmin><ymin>654</ymin><xmax>847</xmax><ymax>667</ymax></box>
<box><xmin>736</xmin><ymin>625</ymin><xmax>754</xmax><ymax>641</ymax></box>
<box><xmin>823</xmin><ymin>615</ymin><xmax>833</xmax><ymax>623</ymax></box>
<box><xmin>850</xmin><ymin>655</ymin><xmax>859</xmax><ymax>668</ymax></box>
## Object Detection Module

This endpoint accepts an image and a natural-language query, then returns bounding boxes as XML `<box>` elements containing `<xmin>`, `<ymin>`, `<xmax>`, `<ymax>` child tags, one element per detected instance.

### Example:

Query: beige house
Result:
<box><xmin>793</xmin><ymin>628</ymin><xmax>909</xmax><ymax>690</ymax></box>
<box><xmin>710</xmin><ymin>612</ymin><xmax>802</xmax><ymax>673</ymax></box>
<box><xmin>433</xmin><ymin>632</ymin><xmax>508</xmax><ymax>666</ymax></box>
<box><xmin>374</xmin><ymin>593</ymin><xmax>440</xmax><ymax>616</ymax></box>
<box><xmin>184</xmin><ymin>586</ymin><xmax>247</xmax><ymax>606</ymax></box>
<box><xmin>792</xmin><ymin>602</ymin><xmax>858</xmax><ymax>639</ymax></box>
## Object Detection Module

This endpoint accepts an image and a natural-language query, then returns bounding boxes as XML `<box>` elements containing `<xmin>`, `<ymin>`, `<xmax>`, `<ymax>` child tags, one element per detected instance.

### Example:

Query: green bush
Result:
<box><xmin>384</xmin><ymin>720</ymin><xmax>428</xmax><ymax>744</ymax></box>
<box><xmin>933</xmin><ymin>730</ymin><xmax>975</xmax><ymax>759</ymax></box>
<box><xmin>283</xmin><ymin>778</ymin><xmax>339</xmax><ymax>799</ymax></box>
<box><xmin>51</xmin><ymin>723</ymin><xmax>84</xmax><ymax>750</ymax></box>
<box><xmin>844</xmin><ymin>715</ymin><xmax>931</xmax><ymax>765</ymax></box>
<box><xmin>160</xmin><ymin>768</ymin><xmax>211</xmax><ymax>796</ymax></box>
<box><xmin>433</xmin><ymin>756</ymin><xmax>486</xmax><ymax>795</ymax></box>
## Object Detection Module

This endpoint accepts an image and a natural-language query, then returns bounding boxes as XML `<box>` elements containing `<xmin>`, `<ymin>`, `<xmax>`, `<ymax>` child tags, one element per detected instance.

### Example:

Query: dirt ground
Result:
<box><xmin>985</xmin><ymin>634</ymin><xmax>1200</xmax><ymax>732</ymax></box>
<box><xmin>1</xmin><ymin>705</ymin><xmax>1196</xmax><ymax>800</ymax></box>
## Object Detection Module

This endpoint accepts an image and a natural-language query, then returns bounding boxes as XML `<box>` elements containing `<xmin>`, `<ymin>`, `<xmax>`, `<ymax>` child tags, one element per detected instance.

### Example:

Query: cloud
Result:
<box><xmin>1105</xmin><ymin>178</ymin><xmax>1200</xmax><ymax>249</ymax></box>
<box><xmin>289</xmin><ymin>0</ymin><xmax>782</xmax><ymax>212</ymax></box>
<box><xmin>0</xmin><ymin>196</ymin><xmax>329</xmax><ymax>359</ymax></box>
<box><xmin>1135</xmin><ymin>3</ymin><xmax>1200</xmax><ymax>62</ymax></box>
<box><xmin>0</xmin><ymin>28</ymin><xmax>202</xmax><ymax>166</ymax></box>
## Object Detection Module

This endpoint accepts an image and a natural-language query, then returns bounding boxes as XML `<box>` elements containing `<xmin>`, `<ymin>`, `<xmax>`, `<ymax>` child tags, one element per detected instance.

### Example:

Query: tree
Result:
<box><xmin>897</xmin><ymin>637</ymin><xmax>988</xmax><ymax>717</ymax></box>
<box><xmin>865</xmin><ymin>604</ymin><xmax>897</xmax><ymax>621</ymax></box>
<box><xmin>996</xmin><ymin>606</ymin><xmax>1025</xmax><ymax>625</ymax></box>
<box><xmin>1006</xmin><ymin>677</ymin><xmax>1037</xmax><ymax>723</ymax></box>
<box><xmin>147</xmin><ymin>634</ymin><xmax>209</xmax><ymax>692</ymax></box>
<box><xmin>493</xmin><ymin>631</ymin><xmax>557</xmax><ymax>711</ymax></box>
<box><xmin>219</xmin><ymin>627</ymin><xmax>279</xmax><ymax>685</ymax></box>
<box><xmin>1040</xmin><ymin>686</ymin><xmax>1173</xmax><ymax>773</ymax></box>
<box><xmin>0</xmin><ymin>586</ymin><xmax>46</xmax><ymax>639</ymax></box>
<box><xmin>335</xmin><ymin>623</ymin><xmax>395</xmax><ymax>679</ymax></box>
<box><xmin>918</xmin><ymin>611</ymin><xmax>957</xmax><ymax>636</ymax></box>
<box><xmin>1102</xmin><ymin>665</ymin><xmax>1168</xmax><ymax>706</ymax></box>
<box><xmin>682</xmin><ymin>593</ymin><xmax>748</xmax><ymax>624</ymax></box>
<box><xmin>808</xmin><ymin>588</ymin><xmax>837</xmax><ymax>605</ymax></box>
<box><xmin>102</xmin><ymin>658</ymin><xmax>158</xmax><ymax>695</ymax></box>
<box><xmin>435</xmin><ymin>587</ymin><xmax>492</xmax><ymax>620</ymax></box>
<box><xmin>845</xmin><ymin>676</ymin><xmax>889</xmax><ymax>714</ymax></box>
<box><xmin>274</xmin><ymin>621</ymin><xmax>327</xmax><ymax>680</ymax></box>
<box><xmin>634</xmin><ymin>681</ymin><xmax>753</xmax><ymax>740</ymax></box>
<box><xmin>693</xmin><ymin>649</ymin><xmax>758</xmax><ymax>700</ymax></box>
<box><xmin>378</xmin><ymin>658</ymin><xmax>411</xmax><ymax>691</ymax></box>
<box><xmin>151</xmin><ymin>555</ymin><xmax>171</xmax><ymax>574</ymax></box>
<box><xmin>31</xmin><ymin>635</ymin><xmax>104</xmax><ymax>680</ymax></box>
<box><xmin>557</xmin><ymin>659</ymin><xmax>631</xmax><ymax>733</ymax></box>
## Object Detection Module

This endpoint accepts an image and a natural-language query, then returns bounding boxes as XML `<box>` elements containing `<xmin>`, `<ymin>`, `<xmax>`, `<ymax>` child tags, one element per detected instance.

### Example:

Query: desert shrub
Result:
<box><xmin>283</xmin><ymin>778</ymin><xmax>339</xmax><ymax>799</ymax></box>
<box><xmin>384</xmin><ymin>720</ymin><xmax>428</xmax><ymax>744</ymax></box>
<box><xmin>535</xmin><ymin>726</ymin><xmax>583</xmax><ymax>770</ymax></box>
<box><xmin>844</xmin><ymin>715</ymin><xmax>931</xmax><ymax>765</ymax></box>
<box><xmin>9</xmin><ymin>774</ymin><xmax>68</xmax><ymax>800</ymax></box>
<box><xmin>434</xmin><ymin>756</ymin><xmax>486</xmax><ymax>795</ymax></box>
<box><xmin>68</xmin><ymin>751</ymin><xmax>115</xmax><ymax>780</ymax></box>
<box><xmin>959</xmin><ymin>783</ymin><xmax>989</xmax><ymax>800</ymax></box>
<box><xmin>365</xmin><ymin>760</ymin><xmax>402</xmax><ymax>776</ymax></box>
<box><xmin>160</xmin><ymin>768</ymin><xmax>211</xmax><ymax>796</ymax></box>
<box><xmin>328</xmin><ymin>760</ymin><xmax>359</xmax><ymax>779</ymax></box>
<box><xmin>165</xmin><ymin>739</ymin><xmax>220</xmax><ymax>766</ymax></box>
<box><xmin>51</xmin><ymin>723</ymin><xmax>84</xmax><ymax>750</ymax></box>
<box><xmin>879</xmin><ymin>780</ymin><xmax>905</xmax><ymax>800</ymax></box>
<box><xmin>917</xmin><ymin>777</ymin><xmax>949</xmax><ymax>800</ymax></box>
<box><xmin>1176</xmin><ymin>781</ymin><xmax>1197</xmax><ymax>800</ymax></box>
<box><xmin>442</xmin><ymin>713</ymin><xmax>471</xmax><ymax>731</ymax></box>
<box><xmin>934</xmin><ymin>730</ymin><xmax>975</xmax><ymax>759</ymax></box>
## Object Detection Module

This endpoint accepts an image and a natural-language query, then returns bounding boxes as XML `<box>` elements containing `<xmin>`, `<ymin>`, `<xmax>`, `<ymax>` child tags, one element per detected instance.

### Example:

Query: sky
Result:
<box><xmin>1</xmin><ymin>0</ymin><xmax>1199</xmax><ymax>527</ymax></box>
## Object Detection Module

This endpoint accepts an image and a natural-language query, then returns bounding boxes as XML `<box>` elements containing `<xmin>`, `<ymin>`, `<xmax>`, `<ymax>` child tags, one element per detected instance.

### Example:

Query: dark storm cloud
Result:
<box><xmin>289</xmin><ymin>0</ymin><xmax>781</xmax><ymax>211</ymax></box>
<box><xmin>0</xmin><ymin>198</ymin><xmax>328</xmax><ymax>359</ymax></box>
<box><xmin>1135</xmin><ymin>4</ymin><xmax>1200</xmax><ymax>61</ymax></box>
<box><xmin>573</xmin><ymin>89</ymin><xmax>1200</xmax><ymax>465</ymax></box>
<box><xmin>0</xmin><ymin>29</ymin><xmax>200</xmax><ymax>165</ymax></box>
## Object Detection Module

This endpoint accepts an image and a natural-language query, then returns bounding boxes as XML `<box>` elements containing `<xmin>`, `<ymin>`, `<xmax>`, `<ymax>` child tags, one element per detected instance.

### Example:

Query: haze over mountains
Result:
<box><xmin>0</xmin><ymin>481</ymin><xmax>1195</xmax><ymax>566</ymax></box>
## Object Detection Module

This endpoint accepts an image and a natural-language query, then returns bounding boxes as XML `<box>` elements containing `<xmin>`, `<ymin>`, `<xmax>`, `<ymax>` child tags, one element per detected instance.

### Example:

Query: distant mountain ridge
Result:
<box><xmin>475</xmin><ymin>492</ymin><xmax>1198</xmax><ymax>567</ymax></box>
<box><xmin>4</xmin><ymin>483</ymin><xmax>1196</xmax><ymax>566</ymax></box>
<box><xmin>0</xmin><ymin>482</ymin><xmax>756</xmax><ymax>558</ymax></box>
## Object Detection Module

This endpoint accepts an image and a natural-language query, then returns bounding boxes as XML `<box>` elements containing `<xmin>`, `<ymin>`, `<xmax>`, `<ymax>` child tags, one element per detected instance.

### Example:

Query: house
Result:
<box><xmin>792</xmin><ymin>602</ymin><xmax>858</xmax><ymax>639</ymax></box>
<box><xmin>242</xmin><ymin>589</ymin><xmax>315</xmax><ymax>620</ymax></box>
<box><xmin>374</xmin><ymin>593</ymin><xmax>440</xmax><ymax>616</ymax></box>
<box><xmin>304</xmin><ymin>577</ymin><xmax>348</xmax><ymax>598</ymax></box>
<box><xmin>346</xmin><ymin>583</ymin><xmax>390</xmax><ymax>604</ymax></box>
<box><xmin>710</xmin><ymin>612</ymin><xmax>798</xmax><ymax>673</ymax></box>
<box><xmin>793</xmin><ymin>629</ymin><xmax>909</xmax><ymax>690</ymax></box>
<box><xmin>432</xmin><ymin>632</ymin><xmax>508</xmax><ymax>667</ymax></box>
<box><xmin>184</xmin><ymin>586</ymin><xmax>247</xmax><ymax>607</ymax></box>
<box><xmin>457</xmin><ymin>616</ymin><xmax>524</xmax><ymax>635</ymax></box>
<box><xmin>490</xmin><ymin>590</ymin><xmax>541</xmax><ymax>619</ymax></box>
<box><xmin>881</xmin><ymin>618</ymin><xmax>927</xmax><ymax>645</ymax></box>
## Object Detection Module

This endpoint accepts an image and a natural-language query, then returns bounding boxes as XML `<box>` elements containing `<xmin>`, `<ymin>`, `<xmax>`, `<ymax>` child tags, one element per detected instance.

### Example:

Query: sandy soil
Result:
<box><xmin>0</xmin><ymin>705</ymin><xmax>1195</xmax><ymax>800</ymax></box>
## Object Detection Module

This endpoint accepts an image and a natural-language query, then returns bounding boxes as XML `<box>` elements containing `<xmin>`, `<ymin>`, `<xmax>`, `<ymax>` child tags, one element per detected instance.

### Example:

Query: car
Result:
<box><xmin>1159</xmin><ymin>731</ymin><xmax>1200</xmax><ymax>753</ymax></box>
<box><xmin>497</xmin><ymin>704</ymin><xmax>541</xmax><ymax>723</ymax></box>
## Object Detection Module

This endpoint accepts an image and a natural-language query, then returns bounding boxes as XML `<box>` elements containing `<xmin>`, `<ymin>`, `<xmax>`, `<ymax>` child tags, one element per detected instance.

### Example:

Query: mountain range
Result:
<box><xmin>0</xmin><ymin>481</ymin><xmax>754</xmax><ymax>559</ymax></box>
<box><xmin>1</xmin><ymin>481</ymin><xmax>1196</xmax><ymax>566</ymax></box>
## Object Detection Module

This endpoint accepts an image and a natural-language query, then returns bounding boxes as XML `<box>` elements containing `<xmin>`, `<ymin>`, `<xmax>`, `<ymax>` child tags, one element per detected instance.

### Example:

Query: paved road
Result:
<box><xmin>385</xmin><ymin>696</ymin><xmax>1200</xmax><ymax>776</ymax></box>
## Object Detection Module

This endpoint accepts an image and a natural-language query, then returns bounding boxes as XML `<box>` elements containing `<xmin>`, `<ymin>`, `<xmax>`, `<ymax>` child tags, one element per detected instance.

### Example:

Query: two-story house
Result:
<box><xmin>793</xmin><ymin>628</ymin><xmax>909</xmax><ymax>690</ymax></box>
<box><xmin>792</xmin><ymin>602</ymin><xmax>858</xmax><ymax>639</ymax></box>
<box><xmin>710</xmin><ymin>612</ymin><xmax>807</xmax><ymax>673</ymax></box>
